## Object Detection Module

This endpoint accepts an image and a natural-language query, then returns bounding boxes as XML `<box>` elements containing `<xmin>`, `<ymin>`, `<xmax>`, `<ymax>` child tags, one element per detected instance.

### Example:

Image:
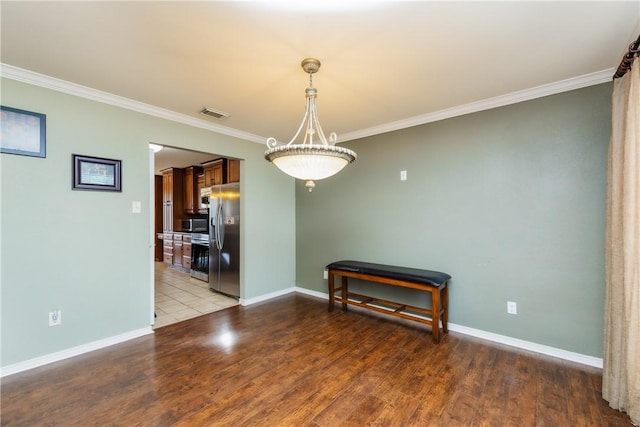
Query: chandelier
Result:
<box><xmin>264</xmin><ymin>58</ymin><xmax>356</xmax><ymax>191</ymax></box>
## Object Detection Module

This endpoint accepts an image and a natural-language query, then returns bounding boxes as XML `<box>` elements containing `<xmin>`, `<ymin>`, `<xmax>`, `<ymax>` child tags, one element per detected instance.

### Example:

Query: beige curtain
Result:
<box><xmin>603</xmin><ymin>55</ymin><xmax>640</xmax><ymax>425</ymax></box>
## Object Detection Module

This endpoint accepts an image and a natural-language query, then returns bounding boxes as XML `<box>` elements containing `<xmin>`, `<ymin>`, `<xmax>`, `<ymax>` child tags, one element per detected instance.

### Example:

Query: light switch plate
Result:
<box><xmin>49</xmin><ymin>309</ymin><xmax>62</xmax><ymax>326</ymax></box>
<box><xmin>132</xmin><ymin>201</ymin><xmax>141</xmax><ymax>213</ymax></box>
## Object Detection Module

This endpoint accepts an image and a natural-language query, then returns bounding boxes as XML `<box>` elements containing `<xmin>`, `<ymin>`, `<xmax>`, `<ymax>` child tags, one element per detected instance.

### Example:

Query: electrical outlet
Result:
<box><xmin>49</xmin><ymin>309</ymin><xmax>62</xmax><ymax>326</ymax></box>
<box><xmin>323</xmin><ymin>270</ymin><xmax>328</xmax><ymax>280</ymax></box>
<box><xmin>507</xmin><ymin>301</ymin><xmax>517</xmax><ymax>315</ymax></box>
<box><xmin>400</xmin><ymin>170</ymin><xmax>407</xmax><ymax>181</ymax></box>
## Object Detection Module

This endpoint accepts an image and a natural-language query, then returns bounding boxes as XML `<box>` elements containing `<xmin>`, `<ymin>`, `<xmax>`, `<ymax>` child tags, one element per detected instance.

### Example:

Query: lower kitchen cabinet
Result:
<box><xmin>163</xmin><ymin>233</ymin><xmax>174</xmax><ymax>265</ymax></box>
<box><xmin>182</xmin><ymin>235</ymin><xmax>192</xmax><ymax>271</ymax></box>
<box><xmin>173</xmin><ymin>234</ymin><xmax>183</xmax><ymax>268</ymax></box>
<box><xmin>162</xmin><ymin>232</ymin><xmax>192</xmax><ymax>273</ymax></box>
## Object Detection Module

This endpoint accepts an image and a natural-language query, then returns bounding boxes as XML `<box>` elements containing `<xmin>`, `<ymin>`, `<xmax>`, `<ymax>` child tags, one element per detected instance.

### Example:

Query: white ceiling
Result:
<box><xmin>153</xmin><ymin>146</ymin><xmax>223</xmax><ymax>176</ymax></box>
<box><xmin>1</xmin><ymin>1</ymin><xmax>639</xmax><ymax>154</ymax></box>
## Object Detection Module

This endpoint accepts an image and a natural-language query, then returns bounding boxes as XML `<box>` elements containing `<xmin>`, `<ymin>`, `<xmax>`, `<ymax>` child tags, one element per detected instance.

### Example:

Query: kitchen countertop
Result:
<box><xmin>157</xmin><ymin>231</ymin><xmax>195</xmax><ymax>239</ymax></box>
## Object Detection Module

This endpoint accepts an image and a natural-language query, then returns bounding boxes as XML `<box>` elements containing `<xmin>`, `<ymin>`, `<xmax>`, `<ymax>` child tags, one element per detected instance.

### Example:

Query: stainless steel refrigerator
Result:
<box><xmin>207</xmin><ymin>182</ymin><xmax>240</xmax><ymax>298</ymax></box>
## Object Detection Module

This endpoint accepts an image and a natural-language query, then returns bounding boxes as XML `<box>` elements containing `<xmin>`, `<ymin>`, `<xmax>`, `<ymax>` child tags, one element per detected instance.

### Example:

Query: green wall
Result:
<box><xmin>1</xmin><ymin>76</ymin><xmax>612</xmax><ymax>366</ymax></box>
<box><xmin>296</xmin><ymin>83</ymin><xmax>611</xmax><ymax>358</ymax></box>
<box><xmin>1</xmin><ymin>78</ymin><xmax>296</xmax><ymax>367</ymax></box>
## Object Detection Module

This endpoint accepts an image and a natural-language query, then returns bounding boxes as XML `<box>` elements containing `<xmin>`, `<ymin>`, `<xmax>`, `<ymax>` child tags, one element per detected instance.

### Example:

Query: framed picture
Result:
<box><xmin>0</xmin><ymin>106</ymin><xmax>46</xmax><ymax>158</ymax></box>
<box><xmin>72</xmin><ymin>154</ymin><xmax>122</xmax><ymax>192</ymax></box>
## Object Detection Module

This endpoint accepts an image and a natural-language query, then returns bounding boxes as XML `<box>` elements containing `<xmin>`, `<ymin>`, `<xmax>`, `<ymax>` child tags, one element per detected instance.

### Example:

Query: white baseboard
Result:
<box><xmin>1</xmin><ymin>327</ymin><xmax>154</xmax><ymax>378</ymax></box>
<box><xmin>447</xmin><ymin>323</ymin><xmax>603</xmax><ymax>368</ymax></box>
<box><xmin>292</xmin><ymin>288</ymin><xmax>603</xmax><ymax>368</ymax></box>
<box><xmin>240</xmin><ymin>287</ymin><xmax>296</xmax><ymax>306</ymax></box>
<box><xmin>241</xmin><ymin>286</ymin><xmax>327</xmax><ymax>306</ymax></box>
<box><xmin>294</xmin><ymin>287</ymin><xmax>329</xmax><ymax>300</ymax></box>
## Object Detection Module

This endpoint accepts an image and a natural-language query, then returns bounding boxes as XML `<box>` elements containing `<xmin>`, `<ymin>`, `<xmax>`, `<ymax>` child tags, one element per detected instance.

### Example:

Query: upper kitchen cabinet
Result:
<box><xmin>202</xmin><ymin>158</ymin><xmax>240</xmax><ymax>186</ymax></box>
<box><xmin>197</xmin><ymin>173</ymin><xmax>206</xmax><ymax>214</ymax></box>
<box><xmin>161</xmin><ymin>168</ymin><xmax>184</xmax><ymax>232</ymax></box>
<box><xmin>183</xmin><ymin>165</ymin><xmax>203</xmax><ymax>214</ymax></box>
<box><xmin>227</xmin><ymin>159</ymin><xmax>240</xmax><ymax>183</ymax></box>
<box><xmin>202</xmin><ymin>159</ymin><xmax>225</xmax><ymax>186</ymax></box>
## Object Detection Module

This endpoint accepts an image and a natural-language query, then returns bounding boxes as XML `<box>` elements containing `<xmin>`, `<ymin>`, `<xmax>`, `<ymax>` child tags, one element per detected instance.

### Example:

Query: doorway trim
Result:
<box><xmin>148</xmin><ymin>145</ymin><xmax>156</xmax><ymax>326</ymax></box>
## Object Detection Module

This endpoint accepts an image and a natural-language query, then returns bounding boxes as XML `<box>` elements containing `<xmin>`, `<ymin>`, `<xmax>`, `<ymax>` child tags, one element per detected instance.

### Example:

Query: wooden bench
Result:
<box><xmin>327</xmin><ymin>260</ymin><xmax>451</xmax><ymax>343</ymax></box>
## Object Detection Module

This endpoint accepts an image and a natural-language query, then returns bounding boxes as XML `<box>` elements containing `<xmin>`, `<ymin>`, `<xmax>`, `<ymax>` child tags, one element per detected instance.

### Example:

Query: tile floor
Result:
<box><xmin>154</xmin><ymin>262</ymin><xmax>239</xmax><ymax>329</ymax></box>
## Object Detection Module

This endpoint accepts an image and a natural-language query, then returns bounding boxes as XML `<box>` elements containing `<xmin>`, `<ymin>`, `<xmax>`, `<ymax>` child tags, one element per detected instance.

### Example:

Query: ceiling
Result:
<box><xmin>1</xmin><ymin>2</ymin><xmax>639</xmax><ymax>158</ymax></box>
<box><xmin>153</xmin><ymin>146</ymin><xmax>223</xmax><ymax>175</ymax></box>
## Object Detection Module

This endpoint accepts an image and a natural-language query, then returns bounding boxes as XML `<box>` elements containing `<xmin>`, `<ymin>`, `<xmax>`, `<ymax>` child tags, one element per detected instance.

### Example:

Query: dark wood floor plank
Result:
<box><xmin>0</xmin><ymin>293</ymin><xmax>634</xmax><ymax>426</ymax></box>
<box><xmin>439</xmin><ymin>390</ymin><xmax>480</xmax><ymax>426</ymax></box>
<box><xmin>502</xmin><ymin>351</ymin><xmax>539</xmax><ymax>426</ymax></box>
<box><xmin>240</xmin><ymin>313</ymin><xmax>422</xmax><ymax>426</ymax></box>
<box><xmin>370</xmin><ymin>389</ymin><xmax>422</xmax><ymax>427</ymax></box>
<box><xmin>372</xmin><ymin>333</ymin><xmax>454</xmax><ymax>404</ymax></box>
<box><xmin>470</xmin><ymin>346</ymin><xmax>518</xmax><ymax>425</ymax></box>
<box><xmin>565</xmin><ymin>365</ymin><xmax>605</xmax><ymax>426</ymax></box>
<box><xmin>404</xmin><ymin>341</ymin><xmax>476</xmax><ymax>424</ymax></box>
<box><xmin>311</xmin><ymin>373</ymin><xmax>385</xmax><ymax>426</ymax></box>
<box><xmin>340</xmin><ymin>394</ymin><xmax>388</xmax><ymax>426</ymax></box>
<box><xmin>309</xmin><ymin>328</ymin><xmax>418</xmax><ymax>426</ymax></box>
<box><xmin>535</xmin><ymin>356</ymin><xmax>572</xmax><ymax>426</ymax></box>
<box><xmin>457</xmin><ymin>341</ymin><xmax>498</xmax><ymax>397</ymax></box>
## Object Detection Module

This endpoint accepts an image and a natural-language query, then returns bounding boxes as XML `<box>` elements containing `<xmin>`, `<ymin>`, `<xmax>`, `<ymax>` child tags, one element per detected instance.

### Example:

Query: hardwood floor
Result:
<box><xmin>1</xmin><ymin>293</ymin><xmax>632</xmax><ymax>426</ymax></box>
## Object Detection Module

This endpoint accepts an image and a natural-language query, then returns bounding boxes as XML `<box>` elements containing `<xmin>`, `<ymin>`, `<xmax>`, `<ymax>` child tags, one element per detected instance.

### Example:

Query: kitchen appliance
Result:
<box><xmin>190</xmin><ymin>233</ymin><xmax>209</xmax><ymax>282</ymax></box>
<box><xmin>181</xmin><ymin>218</ymin><xmax>208</xmax><ymax>233</ymax></box>
<box><xmin>205</xmin><ymin>182</ymin><xmax>240</xmax><ymax>298</ymax></box>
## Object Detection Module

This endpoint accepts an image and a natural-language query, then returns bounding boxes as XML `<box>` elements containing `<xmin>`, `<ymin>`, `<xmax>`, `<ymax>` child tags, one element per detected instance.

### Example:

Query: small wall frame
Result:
<box><xmin>0</xmin><ymin>106</ymin><xmax>46</xmax><ymax>158</ymax></box>
<box><xmin>72</xmin><ymin>154</ymin><xmax>122</xmax><ymax>192</ymax></box>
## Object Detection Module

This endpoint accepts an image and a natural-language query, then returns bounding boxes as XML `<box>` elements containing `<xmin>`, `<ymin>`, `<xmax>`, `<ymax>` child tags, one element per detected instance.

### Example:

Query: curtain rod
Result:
<box><xmin>613</xmin><ymin>34</ymin><xmax>640</xmax><ymax>79</ymax></box>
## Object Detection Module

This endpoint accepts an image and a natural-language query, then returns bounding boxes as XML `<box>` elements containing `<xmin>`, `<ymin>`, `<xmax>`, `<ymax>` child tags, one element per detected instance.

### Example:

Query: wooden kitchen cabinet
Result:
<box><xmin>161</xmin><ymin>168</ymin><xmax>184</xmax><ymax>232</ymax></box>
<box><xmin>227</xmin><ymin>159</ymin><xmax>240</xmax><ymax>183</ymax></box>
<box><xmin>173</xmin><ymin>234</ymin><xmax>183</xmax><ymax>268</ymax></box>
<box><xmin>202</xmin><ymin>159</ymin><xmax>226</xmax><ymax>186</ymax></box>
<box><xmin>162</xmin><ymin>172</ymin><xmax>172</xmax><ymax>232</ymax></box>
<box><xmin>183</xmin><ymin>166</ymin><xmax>203</xmax><ymax>214</ymax></box>
<box><xmin>163</xmin><ymin>233</ymin><xmax>174</xmax><ymax>265</ymax></box>
<box><xmin>203</xmin><ymin>158</ymin><xmax>240</xmax><ymax>185</ymax></box>
<box><xmin>163</xmin><ymin>232</ymin><xmax>192</xmax><ymax>272</ymax></box>
<box><xmin>154</xmin><ymin>175</ymin><xmax>163</xmax><ymax>261</ymax></box>
<box><xmin>182</xmin><ymin>235</ymin><xmax>192</xmax><ymax>271</ymax></box>
<box><xmin>197</xmin><ymin>173</ymin><xmax>206</xmax><ymax>213</ymax></box>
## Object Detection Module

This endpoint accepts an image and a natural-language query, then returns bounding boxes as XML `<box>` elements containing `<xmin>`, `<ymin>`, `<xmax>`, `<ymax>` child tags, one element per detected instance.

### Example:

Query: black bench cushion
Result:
<box><xmin>326</xmin><ymin>260</ymin><xmax>451</xmax><ymax>287</ymax></box>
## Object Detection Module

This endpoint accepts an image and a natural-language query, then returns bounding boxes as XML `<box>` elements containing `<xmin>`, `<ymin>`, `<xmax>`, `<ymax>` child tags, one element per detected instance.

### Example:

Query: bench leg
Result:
<box><xmin>442</xmin><ymin>282</ymin><xmax>449</xmax><ymax>334</ymax></box>
<box><xmin>328</xmin><ymin>270</ymin><xmax>334</xmax><ymax>312</ymax></box>
<box><xmin>341</xmin><ymin>276</ymin><xmax>348</xmax><ymax>310</ymax></box>
<box><xmin>431</xmin><ymin>287</ymin><xmax>441</xmax><ymax>343</ymax></box>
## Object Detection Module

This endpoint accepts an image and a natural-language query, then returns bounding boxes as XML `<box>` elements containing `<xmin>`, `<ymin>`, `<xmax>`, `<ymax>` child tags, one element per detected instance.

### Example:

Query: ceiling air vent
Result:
<box><xmin>200</xmin><ymin>107</ymin><xmax>230</xmax><ymax>120</ymax></box>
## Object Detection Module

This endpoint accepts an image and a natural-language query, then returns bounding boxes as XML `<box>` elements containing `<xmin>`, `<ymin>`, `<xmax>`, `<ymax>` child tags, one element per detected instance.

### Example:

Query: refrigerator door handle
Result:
<box><xmin>217</xmin><ymin>201</ymin><xmax>224</xmax><ymax>250</ymax></box>
<box><xmin>214</xmin><ymin>199</ymin><xmax>220</xmax><ymax>250</ymax></box>
<box><xmin>214</xmin><ymin>203</ymin><xmax>219</xmax><ymax>249</ymax></box>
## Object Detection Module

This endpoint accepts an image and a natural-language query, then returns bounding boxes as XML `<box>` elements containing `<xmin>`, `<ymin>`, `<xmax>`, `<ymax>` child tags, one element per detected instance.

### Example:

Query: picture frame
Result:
<box><xmin>0</xmin><ymin>106</ymin><xmax>46</xmax><ymax>158</ymax></box>
<box><xmin>72</xmin><ymin>154</ymin><xmax>122</xmax><ymax>192</ymax></box>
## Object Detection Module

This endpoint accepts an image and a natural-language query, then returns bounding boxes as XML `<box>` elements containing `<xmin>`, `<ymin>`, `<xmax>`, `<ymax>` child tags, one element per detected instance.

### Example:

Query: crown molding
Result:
<box><xmin>0</xmin><ymin>63</ymin><xmax>265</xmax><ymax>145</ymax></box>
<box><xmin>339</xmin><ymin>68</ymin><xmax>615</xmax><ymax>143</ymax></box>
<box><xmin>2</xmin><ymin>63</ymin><xmax>614</xmax><ymax>145</ymax></box>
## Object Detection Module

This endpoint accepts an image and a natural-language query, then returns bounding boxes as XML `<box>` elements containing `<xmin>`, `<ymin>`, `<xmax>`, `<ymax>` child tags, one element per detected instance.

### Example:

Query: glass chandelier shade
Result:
<box><xmin>265</xmin><ymin>58</ymin><xmax>356</xmax><ymax>191</ymax></box>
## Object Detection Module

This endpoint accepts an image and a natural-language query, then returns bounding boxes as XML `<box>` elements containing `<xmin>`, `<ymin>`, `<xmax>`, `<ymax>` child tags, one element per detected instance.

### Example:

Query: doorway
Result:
<box><xmin>150</xmin><ymin>145</ymin><xmax>239</xmax><ymax>328</ymax></box>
